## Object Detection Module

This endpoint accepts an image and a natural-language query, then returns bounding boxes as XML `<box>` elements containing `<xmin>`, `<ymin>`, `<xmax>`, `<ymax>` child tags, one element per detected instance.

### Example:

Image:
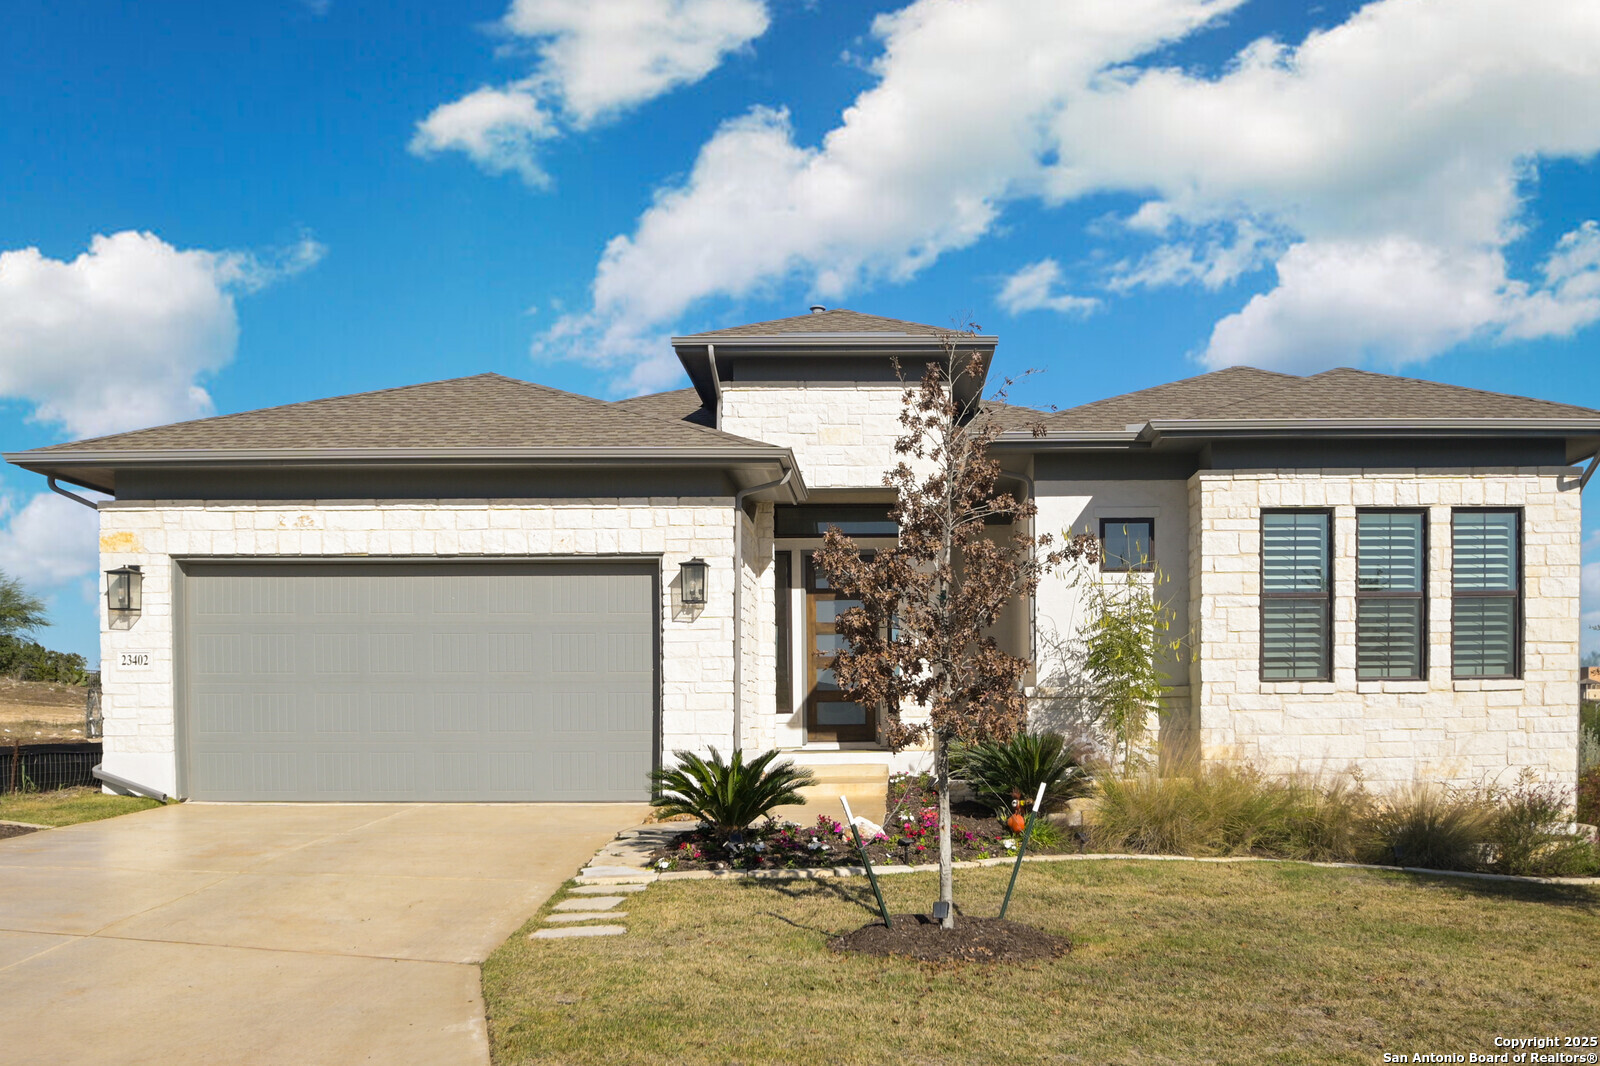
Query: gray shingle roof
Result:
<box><xmin>1044</xmin><ymin>366</ymin><xmax>1600</xmax><ymax>432</ymax></box>
<box><xmin>26</xmin><ymin>373</ymin><xmax>772</xmax><ymax>454</ymax></box>
<box><xmin>611</xmin><ymin>388</ymin><xmax>714</xmax><ymax>427</ymax></box>
<box><xmin>677</xmin><ymin>308</ymin><xmax>949</xmax><ymax>339</ymax></box>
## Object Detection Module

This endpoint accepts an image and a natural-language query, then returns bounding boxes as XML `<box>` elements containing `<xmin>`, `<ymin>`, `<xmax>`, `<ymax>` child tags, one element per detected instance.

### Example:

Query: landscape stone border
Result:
<box><xmin>575</xmin><ymin>851</ymin><xmax>1600</xmax><ymax>888</ymax></box>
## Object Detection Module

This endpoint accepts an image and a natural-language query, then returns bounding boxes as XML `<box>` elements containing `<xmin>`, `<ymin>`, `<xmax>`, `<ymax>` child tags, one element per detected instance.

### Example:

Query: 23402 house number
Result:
<box><xmin>118</xmin><ymin>652</ymin><xmax>151</xmax><ymax>669</ymax></box>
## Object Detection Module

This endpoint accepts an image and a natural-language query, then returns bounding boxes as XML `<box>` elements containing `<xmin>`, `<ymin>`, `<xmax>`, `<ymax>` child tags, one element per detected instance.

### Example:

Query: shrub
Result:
<box><xmin>1482</xmin><ymin>780</ymin><xmax>1600</xmax><ymax>877</ymax></box>
<box><xmin>952</xmin><ymin>731</ymin><xmax>1091</xmax><ymax>817</ymax></box>
<box><xmin>1578</xmin><ymin>766</ymin><xmax>1600</xmax><ymax>828</ymax></box>
<box><xmin>649</xmin><ymin>748</ymin><xmax>814</xmax><ymax>841</ymax></box>
<box><xmin>1361</xmin><ymin>784</ymin><xmax>1492</xmax><ymax>871</ymax></box>
<box><xmin>0</xmin><ymin>636</ymin><xmax>91</xmax><ymax>685</ymax></box>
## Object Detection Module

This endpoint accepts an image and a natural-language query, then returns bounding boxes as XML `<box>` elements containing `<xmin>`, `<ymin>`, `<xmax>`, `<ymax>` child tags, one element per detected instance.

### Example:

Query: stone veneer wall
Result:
<box><xmin>738</xmin><ymin>502</ymin><xmax>778</xmax><ymax>752</ymax></box>
<box><xmin>95</xmin><ymin>498</ymin><xmax>742</xmax><ymax>796</ymax></box>
<box><xmin>1189</xmin><ymin>469</ymin><xmax>1583</xmax><ymax>790</ymax></box>
<box><xmin>719</xmin><ymin>383</ymin><xmax>907</xmax><ymax>488</ymax></box>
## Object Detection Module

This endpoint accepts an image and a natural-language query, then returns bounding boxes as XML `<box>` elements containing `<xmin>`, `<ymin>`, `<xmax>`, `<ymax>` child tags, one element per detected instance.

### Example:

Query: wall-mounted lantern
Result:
<box><xmin>106</xmin><ymin>565</ymin><xmax>142</xmax><ymax>630</ymax></box>
<box><xmin>680</xmin><ymin>558</ymin><xmax>708</xmax><ymax>606</ymax></box>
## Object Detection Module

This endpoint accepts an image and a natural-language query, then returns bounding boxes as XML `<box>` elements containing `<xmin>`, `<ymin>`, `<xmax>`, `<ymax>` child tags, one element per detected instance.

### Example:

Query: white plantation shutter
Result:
<box><xmin>1261</xmin><ymin>512</ymin><xmax>1331</xmax><ymax>680</ymax></box>
<box><xmin>1262</xmin><ymin>513</ymin><xmax>1329</xmax><ymax>592</ymax></box>
<box><xmin>1452</xmin><ymin>510</ymin><xmax>1520</xmax><ymax>678</ymax></box>
<box><xmin>1356</xmin><ymin>512</ymin><xmax>1425</xmax><ymax>679</ymax></box>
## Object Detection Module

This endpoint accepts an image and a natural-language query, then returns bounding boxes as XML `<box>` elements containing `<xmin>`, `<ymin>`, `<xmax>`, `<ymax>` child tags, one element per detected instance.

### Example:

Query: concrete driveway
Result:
<box><xmin>0</xmin><ymin>801</ymin><xmax>643</xmax><ymax>1066</ymax></box>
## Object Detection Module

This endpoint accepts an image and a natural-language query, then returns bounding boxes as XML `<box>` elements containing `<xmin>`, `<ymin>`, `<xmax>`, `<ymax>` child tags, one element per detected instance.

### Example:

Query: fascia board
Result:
<box><xmin>671</xmin><ymin>335</ymin><xmax>997</xmax><ymax>348</ymax></box>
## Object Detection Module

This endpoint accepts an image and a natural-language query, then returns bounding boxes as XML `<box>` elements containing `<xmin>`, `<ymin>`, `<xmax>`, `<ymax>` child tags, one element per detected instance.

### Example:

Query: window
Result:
<box><xmin>1100</xmin><ymin>518</ymin><xmax>1154</xmax><ymax>572</ymax></box>
<box><xmin>775</xmin><ymin>552</ymin><xmax>792</xmax><ymax>715</ymax></box>
<box><xmin>775</xmin><ymin>505</ymin><xmax>897</xmax><ymax>538</ymax></box>
<box><xmin>1260</xmin><ymin>510</ymin><xmax>1332</xmax><ymax>681</ymax></box>
<box><xmin>1356</xmin><ymin>511</ymin><xmax>1426</xmax><ymax>679</ymax></box>
<box><xmin>1452</xmin><ymin>509</ymin><xmax>1521</xmax><ymax>679</ymax></box>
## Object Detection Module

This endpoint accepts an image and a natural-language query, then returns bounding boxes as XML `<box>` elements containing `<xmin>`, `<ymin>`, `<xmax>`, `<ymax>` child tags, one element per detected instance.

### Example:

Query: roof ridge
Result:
<box><xmin>1303</xmin><ymin>367</ymin><xmax>1600</xmax><ymax>417</ymax></box>
<box><xmin>1046</xmin><ymin>365</ymin><xmax>1295</xmax><ymax>421</ymax></box>
<box><xmin>34</xmin><ymin>373</ymin><xmax>516</xmax><ymax>451</ymax></box>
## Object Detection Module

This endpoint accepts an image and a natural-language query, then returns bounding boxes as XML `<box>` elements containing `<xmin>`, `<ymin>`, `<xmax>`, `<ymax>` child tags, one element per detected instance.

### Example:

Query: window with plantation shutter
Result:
<box><xmin>1356</xmin><ymin>511</ymin><xmax>1426</xmax><ymax>679</ymax></box>
<box><xmin>1260</xmin><ymin>510</ymin><xmax>1332</xmax><ymax>681</ymax></box>
<box><xmin>1452</xmin><ymin>509</ymin><xmax>1520</xmax><ymax>679</ymax></box>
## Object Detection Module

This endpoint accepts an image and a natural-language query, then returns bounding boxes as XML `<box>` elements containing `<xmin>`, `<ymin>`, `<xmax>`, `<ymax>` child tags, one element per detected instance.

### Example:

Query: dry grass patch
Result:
<box><xmin>485</xmin><ymin>861</ymin><xmax>1599</xmax><ymax>1066</ymax></box>
<box><xmin>0</xmin><ymin>787</ymin><xmax>161</xmax><ymax>826</ymax></box>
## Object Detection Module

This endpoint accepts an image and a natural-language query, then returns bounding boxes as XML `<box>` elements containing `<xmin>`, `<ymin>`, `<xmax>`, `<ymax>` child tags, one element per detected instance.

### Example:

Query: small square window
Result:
<box><xmin>1100</xmin><ymin>518</ymin><xmax>1154</xmax><ymax>572</ymax></box>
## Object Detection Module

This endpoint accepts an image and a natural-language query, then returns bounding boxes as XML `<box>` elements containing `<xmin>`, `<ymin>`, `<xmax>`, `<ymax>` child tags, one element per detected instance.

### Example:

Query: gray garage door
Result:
<box><xmin>180</xmin><ymin>561</ymin><xmax>656</xmax><ymax>801</ymax></box>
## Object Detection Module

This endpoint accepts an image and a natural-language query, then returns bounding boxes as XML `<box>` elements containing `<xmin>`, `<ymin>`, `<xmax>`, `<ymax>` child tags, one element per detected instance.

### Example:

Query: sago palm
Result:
<box><xmin>650</xmin><ymin>747</ymin><xmax>815</xmax><ymax>840</ymax></box>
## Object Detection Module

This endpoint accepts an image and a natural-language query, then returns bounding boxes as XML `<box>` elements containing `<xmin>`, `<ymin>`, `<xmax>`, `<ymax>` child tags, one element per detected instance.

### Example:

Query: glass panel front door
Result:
<box><xmin>803</xmin><ymin>554</ymin><xmax>877</xmax><ymax>743</ymax></box>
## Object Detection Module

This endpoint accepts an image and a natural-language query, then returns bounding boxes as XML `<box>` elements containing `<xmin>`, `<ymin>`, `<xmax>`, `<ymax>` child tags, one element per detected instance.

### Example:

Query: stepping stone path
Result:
<box><xmin>531</xmin><ymin>823</ymin><xmax>680</xmax><ymax>941</ymax></box>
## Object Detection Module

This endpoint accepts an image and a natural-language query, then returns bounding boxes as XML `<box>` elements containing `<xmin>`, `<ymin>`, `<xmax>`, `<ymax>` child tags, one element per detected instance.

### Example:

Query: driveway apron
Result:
<box><xmin>0</xmin><ymin>801</ymin><xmax>642</xmax><ymax>1065</ymax></box>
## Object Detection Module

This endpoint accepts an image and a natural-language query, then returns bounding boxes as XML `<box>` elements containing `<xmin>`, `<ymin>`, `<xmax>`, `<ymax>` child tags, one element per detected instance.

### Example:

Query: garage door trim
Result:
<box><xmin>172</xmin><ymin>555</ymin><xmax>663</xmax><ymax>801</ymax></box>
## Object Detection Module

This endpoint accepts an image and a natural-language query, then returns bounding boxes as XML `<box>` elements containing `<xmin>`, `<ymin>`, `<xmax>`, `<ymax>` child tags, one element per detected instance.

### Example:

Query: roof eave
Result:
<box><xmin>4</xmin><ymin>446</ymin><xmax>809</xmax><ymax>502</ymax></box>
<box><xmin>670</xmin><ymin>334</ymin><xmax>997</xmax><ymax>347</ymax></box>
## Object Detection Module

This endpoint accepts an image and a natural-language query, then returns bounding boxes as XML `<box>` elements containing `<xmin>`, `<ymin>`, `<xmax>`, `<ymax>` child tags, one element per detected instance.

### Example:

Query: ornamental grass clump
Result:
<box><xmin>952</xmin><ymin>730</ymin><xmax>1092</xmax><ymax>818</ymax></box>
<box><xmin>1090</xmin><ymin>766</ymin><xmax>1370</xmax><ymax>861</ymax></box>
<box><xmin>1360</xmin><ymin>783</ymin><xmax>1492</xmax><ymax>871</ymax></box>
<box><xmin>649</xmin><ymin>747</ymin><xmax>814</xmax><ymax>842</ymax></box>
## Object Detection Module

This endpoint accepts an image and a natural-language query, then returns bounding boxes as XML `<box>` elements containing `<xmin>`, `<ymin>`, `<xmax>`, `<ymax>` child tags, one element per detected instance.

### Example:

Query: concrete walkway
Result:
<box><xmin>0</xmin><ymin>801</ymin><xmax>644</xmax><ymax>1066</ymax></box>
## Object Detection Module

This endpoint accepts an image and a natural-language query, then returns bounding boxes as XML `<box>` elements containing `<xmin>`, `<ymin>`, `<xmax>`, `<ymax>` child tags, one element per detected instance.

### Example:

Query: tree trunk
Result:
<box><xmin>935</xmin><ymin>734</ymin><xmax>954</xmax><ymax>928</ymax></box>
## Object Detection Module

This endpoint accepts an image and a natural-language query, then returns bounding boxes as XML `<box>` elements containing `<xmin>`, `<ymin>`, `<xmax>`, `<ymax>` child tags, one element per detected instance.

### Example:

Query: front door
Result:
<box><xmin>803</xmin><ymin>554</ymin><xmax>877</xmax><ymax>743</ymax></box>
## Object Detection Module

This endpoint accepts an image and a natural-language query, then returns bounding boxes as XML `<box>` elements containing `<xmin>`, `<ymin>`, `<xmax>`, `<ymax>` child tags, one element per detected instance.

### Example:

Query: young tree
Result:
<box><xmin>1077</xmin><ymin>564</ymin><xmax>1183</xmax><ymax>774</ymax></box>
<box><xmin>815</xmin><ymin>329</ymin><xmax>1095</xmax><ymax>929</ymax></box>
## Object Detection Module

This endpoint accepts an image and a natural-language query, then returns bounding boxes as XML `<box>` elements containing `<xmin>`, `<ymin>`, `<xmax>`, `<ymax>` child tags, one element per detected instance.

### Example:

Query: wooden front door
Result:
<box><xmin>803</xmin><ymin>553</ymin><xmax>877</xmax><ymax>743</ymax></box>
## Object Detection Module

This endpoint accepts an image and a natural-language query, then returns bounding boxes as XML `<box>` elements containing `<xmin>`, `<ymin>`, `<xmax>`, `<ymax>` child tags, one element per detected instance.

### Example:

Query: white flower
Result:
<box><xmin>751</xmin><ymin>841</ymin><xmax>767</xmax><ymax>852</ymax></box>
<box><xmin>1003</xmin><ymin>838</ymin><xmax>1018</xmax><ymax>850</ymax></box>
<box><xmin>807</xmin><ymin>839</ymin><xmax>824</xmax><ymax>851</ymax></box>
<box><xmin>656</xmin><ymin>858</ymin><xmax>671</xmax><ymax>869</ymax></box>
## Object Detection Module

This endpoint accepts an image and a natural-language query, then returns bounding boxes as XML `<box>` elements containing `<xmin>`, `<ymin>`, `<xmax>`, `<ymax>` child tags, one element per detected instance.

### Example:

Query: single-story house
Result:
<box><xmin>7</xmin><ymin>308</ymin><xmax>1597</xmax><ymax>801</ymax></box>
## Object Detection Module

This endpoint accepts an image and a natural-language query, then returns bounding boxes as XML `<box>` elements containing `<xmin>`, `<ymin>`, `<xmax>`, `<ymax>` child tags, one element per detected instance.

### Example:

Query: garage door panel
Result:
<box><xmin>183</xmin><ymin>562</ymin><xmax>657</xmax><ymax>801</ymax></box>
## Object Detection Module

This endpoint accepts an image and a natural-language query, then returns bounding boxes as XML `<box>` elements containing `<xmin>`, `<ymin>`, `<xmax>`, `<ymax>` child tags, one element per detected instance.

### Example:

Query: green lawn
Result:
<box><xmin>485</xmin><ymin>861</ymin><xmax>1599</xmax><ymax>1066</ymax></box>
<box><xmin>0</xmin><ymin>786</ymin><xmax>163</xmax><ymax>826</ymax></box>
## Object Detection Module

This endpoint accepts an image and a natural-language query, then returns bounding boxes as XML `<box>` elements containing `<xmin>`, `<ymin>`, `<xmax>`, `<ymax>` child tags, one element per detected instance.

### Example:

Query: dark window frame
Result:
<box><xmin>1451</xmin><ymin>507</ymin><xmax>1523</xmax><ymax>681</ymax></box>
<box><xmin>1354</xmin><ymin>508</ymin><xmax>1429</xmax><ymax>681</ymax></box>
<box><xmin>1259</xmin><ymin>508</ymin><xmax>1334</xmax><ymax>683</ymax></box>
<box><xmin>775</xmin><ymin>551</ymin><xmax>792</xmax><ymax>715</ymax></box>
<box><xmin>1099</xmin><ymin>517</ymin><xmax>1156</xmax><ymax>573</ymax></box>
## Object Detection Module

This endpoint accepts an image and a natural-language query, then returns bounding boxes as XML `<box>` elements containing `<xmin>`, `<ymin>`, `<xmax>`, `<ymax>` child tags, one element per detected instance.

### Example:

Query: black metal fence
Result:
<box><xmin>1</xmin><ymin>742</ymin><xmax>102</xmax><ymax>794</ymax></box>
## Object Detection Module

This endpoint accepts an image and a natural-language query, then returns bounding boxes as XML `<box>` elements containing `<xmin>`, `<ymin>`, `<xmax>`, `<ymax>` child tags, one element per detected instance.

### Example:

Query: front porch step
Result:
<box><xmin>771</xmin><ymin>762</ymin><xmax>889</xmax><ymax>828</ymax></box>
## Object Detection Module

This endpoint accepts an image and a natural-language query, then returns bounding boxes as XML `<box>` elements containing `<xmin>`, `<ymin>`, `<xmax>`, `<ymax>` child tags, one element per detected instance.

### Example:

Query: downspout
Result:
<box><xmin>49</xmin><ymin>476</ymin><xmax>100</xmax><ymax>510</ymax></box>
<box><xmin>732</xmin><ymin>466</ymin><xmax>794</xmax><ymax>752</ymax></box>
<box><xmin>707</xmin><ymin>343</ymin><xmax>723</xmax><ymax>431</ymax></box>
<box><xmin>92</xmin><ymin>765</ymin><xmax>168</xmax><ymax>803</ymax></box>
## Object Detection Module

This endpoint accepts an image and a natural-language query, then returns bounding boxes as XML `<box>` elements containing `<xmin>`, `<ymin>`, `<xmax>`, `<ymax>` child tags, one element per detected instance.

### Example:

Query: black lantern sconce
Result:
<box><xmin>106</xmin><ymin>565</ymin><xmax>143</xmax><ymax>630</ymax></box>
<box><xmin>679</xmin><ymin>558</ymin><xmax>708</xmax><ymax>606</ymax></box>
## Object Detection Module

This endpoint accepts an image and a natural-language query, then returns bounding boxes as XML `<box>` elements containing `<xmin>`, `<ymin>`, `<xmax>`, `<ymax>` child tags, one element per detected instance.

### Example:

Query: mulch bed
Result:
<box><xmin>830</xmin><ymin>915</ymin><xmax>1071</xmax><ymax>964</ymax></box>
<box><xmin>0</xmin><ymin>823</ymin><xmax>42</xmax><ymax>840</ymax></box>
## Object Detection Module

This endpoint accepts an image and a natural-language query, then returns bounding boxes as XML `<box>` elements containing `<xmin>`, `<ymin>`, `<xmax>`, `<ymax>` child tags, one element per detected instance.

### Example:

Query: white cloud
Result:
<box><xmin>0</xmin><ymin>493</ymin><xmax>100</xmax><ymax>594</ymax></box>
<box><xmin>409</xmin><ymin>85</ymin><xmax>557</xmax><ymax>187</ymax></box>
<box><xmin>0</xmin><ymin>230</ymin><xmax>320</xmax><ymax>440</ymax></box>
<box><xmin>997</xmin><ymin>260</ymin><xmax>1101</xmax><ymax>317</ymax></box>
<box><xmin>414</xmin><ymin>0</ymin><xmax>769</xmax><ymax>184</ymax></box>
<box><xmin>543</xmin><ymin>0</ymin><xmax>1600</xmax><ymax>389</ymax></box>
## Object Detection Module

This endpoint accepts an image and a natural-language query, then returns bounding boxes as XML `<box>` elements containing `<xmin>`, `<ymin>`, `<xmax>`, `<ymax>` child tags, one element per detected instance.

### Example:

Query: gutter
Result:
<box><xmin>5</xmin><ymin>444</ymin><xmax>795</xmax><ymax>465</ymax></box>
<box><xmin>731</xmin><ymin>466</ymin><xmax>795</xmax><ymax>752</ymax></box>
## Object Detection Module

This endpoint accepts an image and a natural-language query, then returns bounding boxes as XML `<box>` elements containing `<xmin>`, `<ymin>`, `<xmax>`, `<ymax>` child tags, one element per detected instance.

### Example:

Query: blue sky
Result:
<box><xmin>1</xmin><ymin>0</ymin><xmax>1597</xmax><ymax>660</ymax></box>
